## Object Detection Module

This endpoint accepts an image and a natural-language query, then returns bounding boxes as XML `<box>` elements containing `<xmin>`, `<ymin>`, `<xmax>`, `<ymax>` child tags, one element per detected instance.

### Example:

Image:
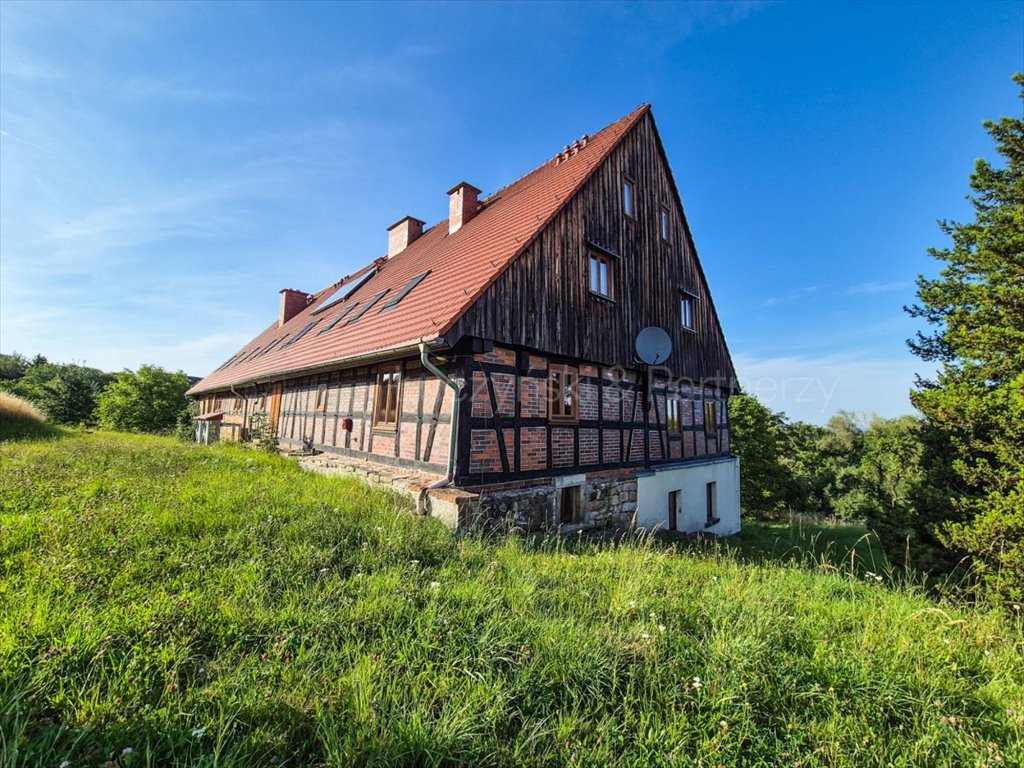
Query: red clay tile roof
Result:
<box><xmin>188</xmin><ymin>105</ymin><xmax>650</xmax><ymax>395</ymax></box>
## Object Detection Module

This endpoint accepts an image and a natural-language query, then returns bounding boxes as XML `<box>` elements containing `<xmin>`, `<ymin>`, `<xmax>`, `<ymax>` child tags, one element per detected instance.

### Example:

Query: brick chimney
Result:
<box><xmin>447</xmin><ymin>182</ymin><xmax>481</xmax><ymax>235</ymax></box>
<box><xmin>387</xmin><ymin>216</ymin><xmax>425</xmax><ymax>258</ymax></box>
<box><xmin>279</xmin><ymin>288</ymin><xmax>310</xmax><ymax>327</ymax></box>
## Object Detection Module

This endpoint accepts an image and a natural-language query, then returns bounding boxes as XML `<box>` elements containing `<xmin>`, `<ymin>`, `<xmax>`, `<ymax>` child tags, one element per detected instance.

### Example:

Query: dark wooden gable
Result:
<box><xmin>445</xmin><ymin>110</ymin><xmax>737</xmax><ymax>388</ymax></box>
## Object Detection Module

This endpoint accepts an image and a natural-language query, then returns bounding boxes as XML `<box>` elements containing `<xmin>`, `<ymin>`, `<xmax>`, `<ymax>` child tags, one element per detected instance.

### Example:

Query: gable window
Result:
<box><xmin>660</xmin><ymin>206</ymin><xmax>670</xmax><ymax>241</ymax></box>
<box><xmin>681</xmin><ymin>293</ymin><xmax>696</xmax><ymax>331</ymax></box>
<box><xmin>314</xmin><ymin>384</ymin><xmax>328</xmax><ymax>412</ymax></box>
<box><xmin>704</xmin><ymin>401</ymin><xmax>718</xmax><ymax>434</ymax></box>
<box><xmin>623</xmin><ymin>177</ymin><xmax>636</xmax><ymax>218</ymax></box>
<box><xmin>548</xmin><ymin>364</ymin><xmax>578</xmax><ymax>424</ymax></box>
<box><xmin>373</xmin><ymin>363</ymin><xmax>402</xmax><ymax>430</ymax></box>
<box><xmin>589</xmin><ymin>251</ymin><xmax>612</xmax><ymax>298</ymax></box>
<box><xmin>666</xmin><ymin>397</ymin><xmax>680</xmax><ymax>431</ymax></box>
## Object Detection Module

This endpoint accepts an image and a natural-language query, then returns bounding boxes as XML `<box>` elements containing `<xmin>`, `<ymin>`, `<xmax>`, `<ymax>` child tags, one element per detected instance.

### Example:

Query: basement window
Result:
<box><xmin>346</xmin><ymin>290</ymin><xmax>390</xmax><ymax>325</ymax></box>
<box><xmin>548</xmin><ymin>364</ymin><xmax>578</xmax><ymax>424</ymax></box>
<box><xmin>706</xmin><ymin>481</ymin><xmax>719</xmax><ymax>527</ymax></box>
<box><xmin>623</xmin><ymin>177</ymin><xmax>636</xmax><ymax>218</ymax></box>
<box><xmin>589</xmin><ymin>251</ymin><xmax>612</xmax><ymax>298</ymax></box>
<box><xmin>380</xmin><ymin>270</ymin><xmax>431</xmax><ymax>312</ymax></box>
<box><xmin>314</xmin><ymin>384</ymin><xmax>328</xmax><ymax>412</ymax></box>
<box><xmin>373</xmin><ymin>363</ymin><xmax>402</xmax><ymax>430</ymax></box>
<box><xmin>704</xmin><ymin>401</ymin><xmax>718</xmax><ymax>435</ymax></box>
<box><xmin>559</xmin><ymin>485</ymin><xmax>583</xmax><ymax>525</ymax></box>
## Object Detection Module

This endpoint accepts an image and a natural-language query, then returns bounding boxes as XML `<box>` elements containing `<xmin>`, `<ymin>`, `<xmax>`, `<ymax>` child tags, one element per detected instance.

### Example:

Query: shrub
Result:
<box><xmin>0</xmin><ymin>391</ymin><xmax>44</xmax><ymax>423</ymax></box>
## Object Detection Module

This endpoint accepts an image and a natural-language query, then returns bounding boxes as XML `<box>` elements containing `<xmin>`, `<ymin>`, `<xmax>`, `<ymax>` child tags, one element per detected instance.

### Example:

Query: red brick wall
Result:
<box><xmin>462</xmin><ymin>343</ymin><xmax>731</xmax><ymax>481</ymax></box>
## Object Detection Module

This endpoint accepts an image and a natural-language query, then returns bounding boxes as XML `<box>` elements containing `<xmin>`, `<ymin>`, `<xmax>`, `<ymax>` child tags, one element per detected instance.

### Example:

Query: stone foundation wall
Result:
<box><xmin>438</xmin><ymin>471</ymin><xmax>638</xmax><ymax>531</ymax></box>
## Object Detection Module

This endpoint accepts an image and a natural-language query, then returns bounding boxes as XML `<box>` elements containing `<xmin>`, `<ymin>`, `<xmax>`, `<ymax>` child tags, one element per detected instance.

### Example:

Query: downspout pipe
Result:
<box><xmin>419</xmin><ymin>342</ymin><xmax>461</xmax><ymax>487</ymax></box>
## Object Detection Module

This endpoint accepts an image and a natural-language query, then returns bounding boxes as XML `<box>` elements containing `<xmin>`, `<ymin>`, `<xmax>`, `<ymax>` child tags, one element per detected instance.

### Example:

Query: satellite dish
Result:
<box><xmin>635</xmin><ymin>326</ymin><xmax>673</xmax><ymax>365</ymax></box>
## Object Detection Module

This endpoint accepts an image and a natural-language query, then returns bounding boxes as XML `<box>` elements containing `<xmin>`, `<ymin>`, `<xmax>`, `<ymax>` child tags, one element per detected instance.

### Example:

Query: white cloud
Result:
<box><xmin>846</xmin><ymin>280</ymin><xmax>913</xmax><ymax>295</ymax></box>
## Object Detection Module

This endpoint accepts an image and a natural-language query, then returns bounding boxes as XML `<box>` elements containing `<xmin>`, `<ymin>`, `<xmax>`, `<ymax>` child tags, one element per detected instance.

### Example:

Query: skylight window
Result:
<box><xmin>317</xmin><ymin>303</ymin><xmax>359</xmax><ymax>335</ymax></box>
<box><xmin>312</xmin><ymin>267</ymin><xmax>378</xmax><ymax>315</ymax></box>
<box><xmin>345</xmin><ymin>290</ymin><xmax>389</xmax><ymax>325</ymax></box>
<box><xmin>255</xmin><ymin>336</ymin><xmax>286</xmax><ymax>358</ymax></box>
<box><xmin>282</xmin><ymin>319</ymin><xmax>321</xmax><ymax>347</ymax></box>
<box><xmin>380</xmin><ymin>270</ymin><xmax>430</xmax><ymax>312</ymax></box>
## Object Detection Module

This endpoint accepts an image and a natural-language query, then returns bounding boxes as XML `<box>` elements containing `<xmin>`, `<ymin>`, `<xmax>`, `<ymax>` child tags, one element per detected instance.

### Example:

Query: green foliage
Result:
<box><xmin>249</xmin><ymin>411</ymin><xmax>280</xmax><ymax>452</ymax></box>
<box><xmin>1</xmin><ymin>432</ymin><xmax>1021</xmax><ymax>766</ymax></box>
<box><xmin>96</xmin><ymin>365</ymin><xmax>192</xmax><ymax>434</ymax></box>
<box><xmin>0</xmin><ymin>352</ymin><xmax>28</xmax><ymax>381</ymax></box>
<box><xmin>904</xmin><ymin>74</ymin><xmax>1024</xmax><ymax>604</ymax></box>
<box><xmin>0</xmin><ymin>362</ymin><xmax>114</xmax><ymax>426</ymax></box>
<box><xmin>727</xmin><ymin>394</ymin><xmax>790</xmax><ymax>514</ymax></box>
<box><xmin>174</xmin><ymin>398</ymin><xmax>200</xmax><ymax>442</ymax></box>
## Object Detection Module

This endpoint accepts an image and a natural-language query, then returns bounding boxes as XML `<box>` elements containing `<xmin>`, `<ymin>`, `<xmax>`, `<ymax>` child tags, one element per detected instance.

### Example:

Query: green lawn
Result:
<box><xmin>1</xmin><ymin>432</ymin><xmax>1021</xmax><ymax>767</ymax></box>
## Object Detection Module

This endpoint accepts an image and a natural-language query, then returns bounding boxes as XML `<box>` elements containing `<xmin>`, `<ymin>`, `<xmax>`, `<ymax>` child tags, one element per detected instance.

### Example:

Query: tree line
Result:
<box><xmin>733</xmin><ymin>74</ymin><xmax>1023</xmax><ymax>606</ymax></box>
<box><xmin>0</xmin><ymin>353</ymin><xmax>196</xmax><ymax>437</ymax></box>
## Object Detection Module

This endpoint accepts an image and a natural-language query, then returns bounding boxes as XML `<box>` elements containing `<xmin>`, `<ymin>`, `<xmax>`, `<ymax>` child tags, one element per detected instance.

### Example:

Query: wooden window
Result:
<box><xmin>681</xmin><ymin>293</ymin><xmax>695</xmax><ymax>331</ymax></box>
<box><xmin>258</xmin><ymin>391</ymin><xmax>266</xmax><ymax>411</ymax></box>
<box><xmin>233</xmin><ymin>395</ymin><xmax>243</xmax><ymax>410</ymax></box>
<box><xmin>623</xmin><ymin>177</ymin><xmax>636</xmax><ymax>218</ymax></box>
<box><xmin>706</xmin><ymin>481</ymin><xmax>719</xmax><ymax>526</ymax></box>
<box><xmin>666</xmin><ymin>398</ymin><xmax>680</xmax><ymax>431</ymax></box>
<box><xmin>560</xmin><ymin>485</ymin><xmax>582</xmax><ymax>525</ymax></box>
<box><xmin>314</xmin><ymin>384</ymin><xmax>328</xmax><ymax>412</ymax></box>
<box><xmin>704</xmin><ymin>401</ymin><xmax>718</xmax><ymax>434</ymax></box>
<box><xmin>548</xmin><ymin>364</ymin><xmax>578</xmax><ymax>424</ymax></box>
<box><xmin>589</xmin><ymin>251</ymin><xmax>612</xmax><ymax>298</ymax></box>
<box><xmin>373</xmin><ymin>363</ymin><xmax>402</xmax><ymax>430</ymax></box>
<box><xmin>660</xmin><ymin>206</ymin><xmax>670</xmax><ymax>241</ymax></box>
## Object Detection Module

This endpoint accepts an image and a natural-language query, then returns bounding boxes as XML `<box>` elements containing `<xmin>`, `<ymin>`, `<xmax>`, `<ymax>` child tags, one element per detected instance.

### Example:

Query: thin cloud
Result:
<box><xmin>847</xmin><ymin>280</ymin><xmax>913</xmax><ymax>295</ymax></box>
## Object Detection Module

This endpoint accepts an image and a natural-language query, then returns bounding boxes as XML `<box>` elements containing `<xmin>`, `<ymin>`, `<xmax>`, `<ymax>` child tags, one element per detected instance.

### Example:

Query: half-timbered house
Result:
<box><xmin>187</xmin><ymin>105</ymin><xmax>741</xmax><ymax>533</ymax></box>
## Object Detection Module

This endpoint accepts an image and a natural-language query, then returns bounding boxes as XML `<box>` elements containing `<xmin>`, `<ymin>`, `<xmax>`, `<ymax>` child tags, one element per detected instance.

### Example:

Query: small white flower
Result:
<box><xmin>658</xmin><ymin>624</ymin><xmax>666</xmax><ymax>633</ymax></box>
<box><xmin>691</xmin><ymin>676</ymin><xmax>703</xmax><ymax>690</ymax></box>
<box><xmin>429</xmin><ymin>581</ymin><xmax>440</xmax><ymax>589</ymax></box>
<box><xmin>59</xmin><ymin>762</ymin><xmax>70</xmax><ymax>768</ymax></box>
<box><xmin>121</xmin><ymin>747</ymin><xmax>133</xmax><ymax>757</ymax></box>
<box><xmin>640</xmin><ymin>633</ymin><xmax>651</xmax><ymax>640</ymax></box>
<box><xmin>191</xmin><ymin>726</ymin><xmax>206</xmax><ymax>738</ymax></box>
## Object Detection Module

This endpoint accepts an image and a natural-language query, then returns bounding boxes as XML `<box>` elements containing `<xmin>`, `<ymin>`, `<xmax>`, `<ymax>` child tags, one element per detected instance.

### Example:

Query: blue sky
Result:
<box><xmin>1</xmin><ymin>1</ymin><xmax>1021</xmax><ymax>424</ymax></box>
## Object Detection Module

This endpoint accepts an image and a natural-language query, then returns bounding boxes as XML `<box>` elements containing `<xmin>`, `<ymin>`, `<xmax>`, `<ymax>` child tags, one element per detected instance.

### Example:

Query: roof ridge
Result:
<box><xmin>482</xmin><ymin>104</ymin><xmax>651</xmax><ymax>205</ymax></box>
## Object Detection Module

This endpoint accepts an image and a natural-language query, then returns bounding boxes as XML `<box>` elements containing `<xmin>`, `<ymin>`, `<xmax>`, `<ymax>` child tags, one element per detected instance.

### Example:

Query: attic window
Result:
<box><xmin>660</xmin><ymin>206</ymin><xmax>669</xmax><ymax>241</ymax></box>
<box><xmin>623</xmin><ymin>177</ymin><xmax>636</xmax><ymax>218</ymax></box>
<box><xmin>680</xmin><ymin>292</ymin><xmax>696</xmax><ymax>332</ymax></box>
<box><xmin>589</xmin><ymin>251</ymin><xmax>612</xmax><ymax>298</ymax></box>
<box><xmin>282</xmin><ymin>319</ymin><xmax>321</xmax><ymax>347</ymax></box>
<box><xmin>317</xmin><ymin>303</ymin><xmax>359</xmax><ymax>335</ymax></box>
<box><xmin>380</xmin><ymin>271</ymin><xmax>430</xmax><ymax>312</ymax></box>
<box><xmin>345</xmin><ymin>290</ymin><xmax>389</xmax><ymax>325</ymax></box>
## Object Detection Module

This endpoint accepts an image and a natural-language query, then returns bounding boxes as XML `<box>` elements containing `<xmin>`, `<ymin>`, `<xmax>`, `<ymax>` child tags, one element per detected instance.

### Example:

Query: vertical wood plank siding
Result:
<box><xmin>444</xmin><ymin>111</ymin><xmax>736</xmax><ymax>387</ymax></box>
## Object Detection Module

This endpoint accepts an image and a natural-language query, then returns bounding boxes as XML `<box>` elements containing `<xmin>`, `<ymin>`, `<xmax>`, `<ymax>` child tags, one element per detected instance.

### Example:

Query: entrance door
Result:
<box><xmin>668</xmin><ymin>489</ymin><xmax>681</xmax><ymax>531</ymax></box>
<box><xmin>269</xmin><ymin>382</ymin><xmax>283</xmax><ymax>426</ymax></box>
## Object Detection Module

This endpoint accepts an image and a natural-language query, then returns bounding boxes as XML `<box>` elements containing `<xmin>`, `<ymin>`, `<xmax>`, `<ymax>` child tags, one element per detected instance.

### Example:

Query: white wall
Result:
<box><xmin>635</xmin><ymin>456</ymin><xmax>740</xmax><ymax>535</ymax></box>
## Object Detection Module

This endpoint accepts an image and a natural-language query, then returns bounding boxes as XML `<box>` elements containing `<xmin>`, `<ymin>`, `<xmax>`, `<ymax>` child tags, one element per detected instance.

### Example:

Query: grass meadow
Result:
<box><xmin>1</xmin><ymin>430</ymin><xmax>1021</xmax><ymax>767</ymax></box>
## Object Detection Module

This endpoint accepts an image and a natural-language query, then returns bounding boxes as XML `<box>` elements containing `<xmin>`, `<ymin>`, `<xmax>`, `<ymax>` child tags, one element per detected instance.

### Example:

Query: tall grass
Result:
<box><xmin>1</xmin><ymin>433</ymin><xmax>1021</xmax><ymax>767</ymax></box>
<box><xmin>0</xmin><ymin>391</ymin><xmax>60</xmax><ymax>441</ymax></box>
